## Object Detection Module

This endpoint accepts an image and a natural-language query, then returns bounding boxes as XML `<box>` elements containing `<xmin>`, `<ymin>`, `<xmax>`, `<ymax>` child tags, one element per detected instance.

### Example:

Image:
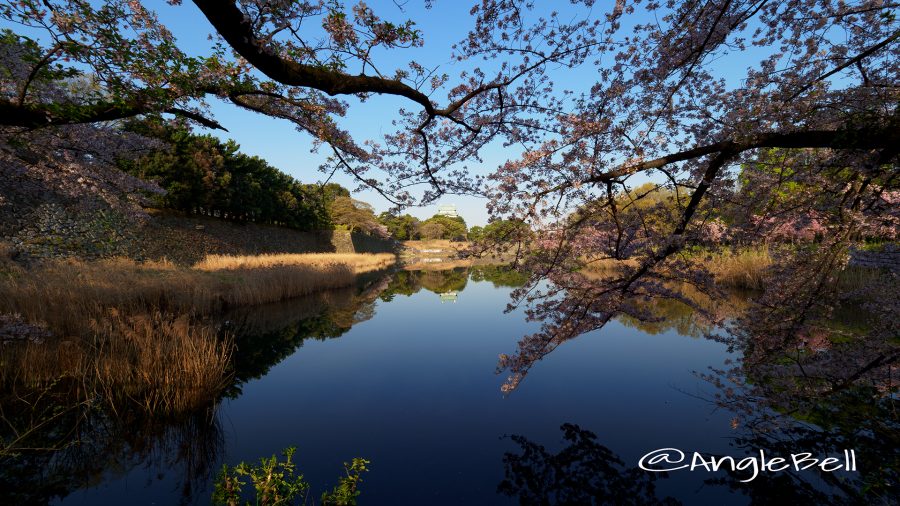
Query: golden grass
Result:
<box><xmin>578</xmin><ymin>249</ymin><xmax>773</xmax><ymax>290</ymax></box>
<box><xmin>0</xmin><ymin>253</ymin><xmax>395</xmax><ymax>334</ymax></box>
<box><xmin>580</xmin><ymin>257</ymin><xmax>641</xmax><ymax>278</ymax></box>
<box><xmin>579</xmin><ymin>246</ymin><xmax>891</xmax><ymax>299</ymax></box>
<box><xmin>703</xmin><ymin>247</ymin><xmax>773</xmax><ymax>290</ymax></box>
<box><xmin>1</xmin><ymin>312</ymin><xmax>232</xmax><ymax>416</ymax></box>
<box><xmin>91</xmin><ymin>312</ymin><xmax>232</xmax><ymax>414</ymax></box>
<box><xmin>194</xmin><ymin>252</ymin><xmax>395</xmax><ymax>272</ymax></box>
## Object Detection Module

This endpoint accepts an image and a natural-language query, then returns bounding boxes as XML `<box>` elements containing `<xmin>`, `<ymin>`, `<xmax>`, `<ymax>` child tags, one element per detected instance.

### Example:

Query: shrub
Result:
<box><xmin>212</xmin><ymin>447</ymin><xmax>370</xmax><ymax>506</ymax></box>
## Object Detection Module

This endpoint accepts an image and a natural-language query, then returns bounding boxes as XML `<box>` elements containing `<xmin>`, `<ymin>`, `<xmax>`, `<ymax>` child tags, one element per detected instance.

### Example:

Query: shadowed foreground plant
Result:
<box><xmin>321</xmin><ymin>458</ymin><xmax>370</xmax><ymax>506</ymax></box>
<box><xmin>212</xmin><ymin>447</ymin><xmax>369</xmax><ymax>506</ymax></box>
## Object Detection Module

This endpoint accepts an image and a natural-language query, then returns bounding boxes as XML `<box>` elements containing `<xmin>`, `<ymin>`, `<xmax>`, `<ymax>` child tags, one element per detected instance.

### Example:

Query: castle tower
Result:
<box><xmin>437</xmin><ymin>204</ymin><xmax>458</xmax><ymax>218</ymax></box>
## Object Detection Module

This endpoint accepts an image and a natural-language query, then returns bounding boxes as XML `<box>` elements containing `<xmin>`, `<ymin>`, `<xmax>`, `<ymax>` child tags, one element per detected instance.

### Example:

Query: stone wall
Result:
<box><xmin>3</xmin><ymin>203</ymin><xmax>139</xmax><ymax>260</ymax></box>
<box><xmin>348</xmin><ymin>231</ymin><xmax>398</xmax><ymax>254</ymax></box>
<box><xmin>2</xmin><ymin>208</ymin><xmax>396</xmax><ymax>264</ymax></box>
<box><xmin>848</xmin><ymin>244</ymin><xmax>900</xmax><ymax>272</ymax></box>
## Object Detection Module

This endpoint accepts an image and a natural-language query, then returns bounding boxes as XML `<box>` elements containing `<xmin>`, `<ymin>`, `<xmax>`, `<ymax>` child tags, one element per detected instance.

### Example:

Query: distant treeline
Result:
<box><xmin>378</xmin><ymin>212</ymin><xmax>531</xmax><ymax>243</ymax></box>
<box><xmin>120</xmin><ymin>120</ymin><xmax>350</xmax><ymax>231</ymax></box>
<box><xmin>378</xmin><ymin>213</ymin><xmax>468</xmax><ymax>241</ymax></box>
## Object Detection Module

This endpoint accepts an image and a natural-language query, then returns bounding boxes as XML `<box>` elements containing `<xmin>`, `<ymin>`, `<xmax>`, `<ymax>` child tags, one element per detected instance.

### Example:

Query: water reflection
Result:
<box><xmin>704</xmin><ymin>281</ymin><xmax>898</xmax><ymax>503</ymax></box>
<box><xmin>0</xmin><ymin>397</ymin><xmax>222</xmax><ymax>505</ymax></box>
<box><xmin>378</xmin><ymin>265</ymin><xmax>526</xmax><ymax>303</ymax></box>
<box><xmin>707</xmin><ymin>398</ymin><xmax>898</xmax><ymax>505</ymax></box>
<box><xmin>615</xmin><ymin>284</ymin><xmax>751</xmax><ymax>338</ymax></box>
<box><xmin>499</xmin><ymin>406</ymin><xmax>896</xmax><ymax>506</ymax></box>
<box><xmin>499</xmin><ymin>424</ymin><xmax>679</xmax><ymax>505</ymax></box>
<box><xmin>224</xmin><ymin>272</ymin><xmax>390</xmax><ymax>390</ymax></box>
<box><xmin>701</xmin><ymin>337</ymin><xmax>899</xmax><ymax>504</ymax></box>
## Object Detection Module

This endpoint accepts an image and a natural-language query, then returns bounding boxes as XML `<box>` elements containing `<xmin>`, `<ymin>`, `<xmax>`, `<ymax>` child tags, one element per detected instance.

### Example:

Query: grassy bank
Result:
<box><xmin>0</xmin><ymin>251</ymin><xmax>395</xmax><ymax>431</ymax></box>
<box><xmin>700</xmin><ymin>246</ymin><xmax>888</xmax><ymax>292</ymax></box>
<box><xmin>703</xmin><ymin>247</ymin><xmax>773</xmax><ymax>290</ymax></box>
<box><xmin>582</xmin><ymin>245</ymin><xmax>885</xmax><ymax>292</ymax></box>
<box><xmin>1</xmin><ymin>252</ymin><xmax>395</xmax><ymax>332</ymax></box>
<box><xmin>583</xmin><ymin>246</ymin><xmax>772</xmax><ymax>290</ymax></box>
<box><xmin>402</xmin><ymin>239</ymin><xmax>470</xmax><ymax>251</ymax></box>
<box><xmin>194</xmin><ymin>252</ymin><xmax>395</xmax><ymax>272</ymax></box>
<box><xmin>400</xmin><ymin>240</ymin><xmax>469</xmax><ymax>259</ymax></box>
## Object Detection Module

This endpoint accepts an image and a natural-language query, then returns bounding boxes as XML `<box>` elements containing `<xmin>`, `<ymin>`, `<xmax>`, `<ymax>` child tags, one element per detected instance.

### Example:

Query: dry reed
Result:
<box><xmin>701</xmin><ymin>247</ymin><xmax>773</xmax><ymax>290</ymax></box>
<box><xmin>834</xmin><ymin>264</ymin><xmax>892</xmax><ymax>293</ymax></box>
<box><xmin>402</xmin><ymin>240</ymin><xmax>469</xmax><ymax>251</ymax></box>
<box><xmin>580</xmin><ymin>257</ymin><xmax>641</xmax><ymax>277</ymax></box>
<box><xmin>0</xmin><ymin>312</ymin><xmax>231</xmax><ymax>416</ymax></box>
<box><xmin>0</xmin><ymin>253</ymin><xmax>395</xmax><ymax>334</ymax></box>
<box><xmin>90</xmin><ymin>312</ymin><xmax>233</xmax><ymax>414</ymax></box>
<box><xmin>577</xmin><ymin>248</ymin><xmax>773</xmax><ymax>290</ymax></box>
<box><xmin>194</xmin><ymin>252</ymin><xmax>395</xmax><ymax>272</ymax></box>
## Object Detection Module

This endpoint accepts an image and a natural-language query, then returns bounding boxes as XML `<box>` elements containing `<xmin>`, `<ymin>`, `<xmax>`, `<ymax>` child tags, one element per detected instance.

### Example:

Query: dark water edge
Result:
<box><xmin>1</xmin><ymin>267</ymin><xmax>894</xmax><ymax>505</ymax></box>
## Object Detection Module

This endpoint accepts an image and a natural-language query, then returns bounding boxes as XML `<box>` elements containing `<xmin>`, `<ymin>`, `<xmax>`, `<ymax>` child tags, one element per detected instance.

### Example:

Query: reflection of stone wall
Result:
<box><xmin>849</xmin><ymin>244</ymin><xmax>900</xmax><ymax>272</ymax></box>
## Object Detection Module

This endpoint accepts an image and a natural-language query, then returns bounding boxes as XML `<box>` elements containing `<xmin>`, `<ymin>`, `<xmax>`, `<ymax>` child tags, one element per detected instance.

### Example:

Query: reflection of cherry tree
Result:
<box><xmin>500</xmin><ymin>407</ymin><xmax>896</xmax><ymax>504</ymax></box>
<box><xmin>467</xmin><ymin>1</ymin><xmax>899</xmax><ymax>393</ymax></box>
<box><xmin>699</xmin><ymin>370</ymin><xmax>899</xmax><ymax>503</ymax></box>
<box><xmin>499</xmin><ymin>423</ymin><xmax>679</xmax><ymax>506</ymax></box>
<box><xmin>690</xmin><ymin>269</ymin><xmax>900</xmax><ymax>502</ymax></box>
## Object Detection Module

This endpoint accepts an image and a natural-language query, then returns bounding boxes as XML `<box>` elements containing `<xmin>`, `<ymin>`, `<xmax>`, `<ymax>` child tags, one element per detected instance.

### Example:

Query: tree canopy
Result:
<box><xmin>420</xmin><ymin>215</ymin><xmax>467</xmax><ymax>241</ymax></box>
<box><xmin>329</xmin><ymin>196</ymin><xmax>388</xmax><ymax>237</ymax></box>
<box><xmin>120</xmin><ymin>119</ymin><xmax>352</xmax><ymax>230</ymax></box>
<box><xmin>377</xmin><ymin>212</ymin><xmax>470</xmax><ymax>241</ymax></box>
<box><xmin>377</xmin><ymin>213</ymin><xmax>420</xmax><ymax>241</ymax></box>
<box><xmin>418</xmin><ymin>221</ymin><xmax>446</xmax><ymax>241</ymax></box>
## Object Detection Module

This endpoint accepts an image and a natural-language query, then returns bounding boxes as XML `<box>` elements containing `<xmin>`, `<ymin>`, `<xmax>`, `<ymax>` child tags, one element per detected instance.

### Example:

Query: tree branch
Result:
<box><xmin>17</xmin><ymin>42</ymin><xmax>63</xmax><ymax>106</ymax></box>
<box><xmin>788</xmin><ymin>28</ymin><xmax>900</xmax><ymax>100</ymax></box>
<box><xmin>164</xmin><ymin>107</ymin><xmax>228</xmax><ymax>131</ymax></box>
<box><xmin>0</xmin><ymin>97</ymin><xmax>164</xmax><ymax>128</ymax></box>
<box><xmin>191</xmin><ymin>0</ymin><xmax>437</xmax><ymax>115</ymax></box>
<box><xmin>583</xmin><ymin>125</ymin><xmax>900</xmax><ymax>185</ymax></box>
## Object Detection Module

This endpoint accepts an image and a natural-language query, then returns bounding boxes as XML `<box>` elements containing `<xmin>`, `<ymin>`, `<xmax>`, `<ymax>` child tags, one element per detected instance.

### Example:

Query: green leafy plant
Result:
<box><xmin>321</xmin><ymin>458</ymin><xmax>371</xmax><ymax>506</ymax></box>
<box><xmin>212</xmin><ymin>447</ymin><xmax>369</xmax><ymax>506</ymax></box>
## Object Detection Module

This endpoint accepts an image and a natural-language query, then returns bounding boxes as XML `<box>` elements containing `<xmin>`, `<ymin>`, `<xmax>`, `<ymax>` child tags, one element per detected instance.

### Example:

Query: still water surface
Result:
<box><xmin>51</xmin><ymin>268</ymin><xmax>799</xmax><ymax>504</ymax></box>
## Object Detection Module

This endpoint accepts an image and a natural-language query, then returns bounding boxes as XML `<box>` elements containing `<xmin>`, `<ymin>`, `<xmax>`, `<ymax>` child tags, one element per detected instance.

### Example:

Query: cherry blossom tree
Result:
<box><xmin>462</xmin><ymin>1</ymin><xmax>900</xmax><ymax>393</ymax></box>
